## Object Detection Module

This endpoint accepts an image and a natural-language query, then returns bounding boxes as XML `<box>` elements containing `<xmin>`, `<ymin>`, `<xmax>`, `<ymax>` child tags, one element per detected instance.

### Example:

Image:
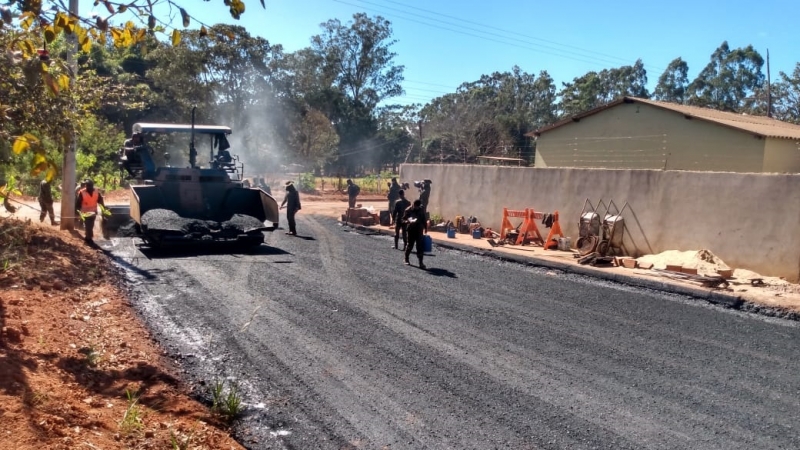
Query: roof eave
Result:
<box><xmin>531</xmin><ymin>97</ymin><xmax>632</xmax><ymax>136</ymax></box>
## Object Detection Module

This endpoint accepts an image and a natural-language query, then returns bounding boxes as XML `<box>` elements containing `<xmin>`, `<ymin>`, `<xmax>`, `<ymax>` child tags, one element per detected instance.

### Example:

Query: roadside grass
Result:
<box><xmin>119</xmin><ymin>388</ymin><xmax>144</xmax><ymax>434</ymax></box>
<box><xmin>0</xmin><ymin>219</ymin><xmax>30</xmax><ymax>273</ymax></box>
<box><xmin>314</xmin><ymin>173</ymin><xmax>399</xmax><ymax>195</ymax></box>
<box><xmin>170</xmin><ymin>429</ymin><xmax>195</xmax><ymax>450</ymax></box>
<box><xmin>262</xmin><ymin>173</ymin><xmax>399</xmax><ymax>195</ymax></box>
<box><xmin>22</xmin><ymin>388</ymin><xmax>49</xmax><ymax>408</ymax></box>
<box><xmin>210</xmin><ymin>379</ymin><xmax>244</xmax><ymax>422</ymax></box>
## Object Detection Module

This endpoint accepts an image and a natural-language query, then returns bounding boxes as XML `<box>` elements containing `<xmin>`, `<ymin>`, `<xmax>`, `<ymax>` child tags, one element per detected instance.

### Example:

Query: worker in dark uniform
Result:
<box><xmin>121</xmin><ymin>132</ymin><xmax>145</xmax><ymax>177</ymax></box>
<box><xmin>402</xmin><ymin>199</ymin><xmax>427</xmax><ymax>269</ymax></box>
<box><xmin>38</xmin><ymin>179</ymin><xmax>57</xmax><ymax>225</ymax></box>
<box><xmin>346</xmin><ymin>179</ymin><xmax>360</xmax><ymax>208</ymax></box>
<box><xmin>387</xmin><ymin>177</ymin><xmax>401</xmax><ymax>224</ymax></box>
<box><xmin>419</xmin><ymin>179</ymin><xmax>431</xmax><ymax>212</ymax></box>
<box><xmin>280</xmin><ymin>181</ymin><xmax>301</xmax><ymax>236</ymax></box>
<box><xmin>392</xmin><ymin>189</ymin><xmax>410</xmax><ymax>250</ymax></box>
<box><xmin>213</xmin><ymin>148</ymin><xmax>233</xmax><ymax>168</ymax></box>
<box><xmin>76</xmin><ymin>179</ymin><xmax>105</xmax><ymax>243</ymax></box>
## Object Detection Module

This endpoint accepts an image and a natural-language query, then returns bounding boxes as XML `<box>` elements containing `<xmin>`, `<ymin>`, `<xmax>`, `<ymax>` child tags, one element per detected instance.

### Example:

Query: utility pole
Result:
<box><xmin>766</xmin><ymin>48</ymin><xmax>772</xmax><ymax>118</ymax></box>
<box><xmin>417</xmin><ymin>120</ymin><xmax>423</xmax><ymax>163</ymax></box>
<box><xmin>60</xmin><ymin>0</ymin><xmax>79</xmax><ymax>230</ymax></box>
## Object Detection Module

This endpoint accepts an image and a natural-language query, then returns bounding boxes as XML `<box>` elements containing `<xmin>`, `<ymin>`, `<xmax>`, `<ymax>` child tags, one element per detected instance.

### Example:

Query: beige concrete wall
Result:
<box><xmin>763</xmin><ymin>138</ymin><xmax>800</xmax><ymax>173</ymax></box>
<box><xmin>535</xmin><ymin>102</ymin><xmax>767</xmax><ymax>173</ymax></box>
<box><xmin>400</xmin><ymin>164</ymin><xmax>800</xmax><ymax>282</ymax></box>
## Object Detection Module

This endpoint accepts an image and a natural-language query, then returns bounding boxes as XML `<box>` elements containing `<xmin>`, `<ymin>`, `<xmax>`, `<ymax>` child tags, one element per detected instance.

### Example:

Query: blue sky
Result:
<box><xmin>98</xmin><ymin>0</ymin><xmax>800</xmax><ymax>107</ymax></box>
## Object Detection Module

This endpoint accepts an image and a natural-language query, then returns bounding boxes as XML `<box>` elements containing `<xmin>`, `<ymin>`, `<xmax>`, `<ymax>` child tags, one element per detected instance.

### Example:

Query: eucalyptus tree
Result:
<box><xmin>558</xmin><ymin>59</ymin><xmax>648</xmax><ymax>117</ymax></box>
<box><xmin>686</xmin><ymin>41</ymin><xmax>765</xmax><ymax>112</ymax></box>
<box><xmin>770</xmin><ymin>63</ymin><xmax>800</xmax><ymax>123</ymax></box>
<box><xmin>653</xmin><ymin>57</ymin><xmax>690</xmax><ymax>104</ymax></box>
<box><xmin>308</xmin><ymin>13</ymin><xmax>404</xmax><ymax>174</ymax></box>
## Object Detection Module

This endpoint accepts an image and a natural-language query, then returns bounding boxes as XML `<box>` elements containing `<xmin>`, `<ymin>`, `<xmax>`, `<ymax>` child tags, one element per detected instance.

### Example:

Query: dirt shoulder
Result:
<box><xmin>0</xmin><ymin>216</ymin><xmax>244</xmax><ymax>449</ymax></box>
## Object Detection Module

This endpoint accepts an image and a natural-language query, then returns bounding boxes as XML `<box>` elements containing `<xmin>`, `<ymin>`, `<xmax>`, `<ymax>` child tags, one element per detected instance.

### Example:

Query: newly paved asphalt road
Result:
<box><xmin>108</xmin><ymin>214</ymin><xmax>800</xmax><ymax>450</ymax></box>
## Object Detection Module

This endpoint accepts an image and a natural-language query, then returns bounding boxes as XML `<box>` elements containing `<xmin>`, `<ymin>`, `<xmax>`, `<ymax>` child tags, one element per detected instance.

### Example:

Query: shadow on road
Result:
<box><xmin>425</xmin><ymin>267</ymin><xmax>457</xmax><ymax>278</ymax></box>
<box><xmin>137</xmin><ymin>244</ymin><xmax>292</xmax><ymax>259</ymax></box>
<box><xmin>292</xmin><ymin>235</ymin><xmax>316</xmax><ymax>241</ymax></box>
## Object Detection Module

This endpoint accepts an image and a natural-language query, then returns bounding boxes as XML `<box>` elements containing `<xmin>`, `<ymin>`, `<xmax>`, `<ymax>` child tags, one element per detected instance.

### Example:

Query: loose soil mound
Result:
<box><xmin>637</xmin><ymin>249</ymin><xmax>730</xmax><ymax>276</ymax></box>
<box><xmin>0</xmin><ymin>217</ymin><xmax>244</xmax><ymax>450</ymax></box>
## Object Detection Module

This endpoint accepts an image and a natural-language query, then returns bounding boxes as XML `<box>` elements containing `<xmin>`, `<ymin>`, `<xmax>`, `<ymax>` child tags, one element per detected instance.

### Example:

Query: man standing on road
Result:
<box><xmin>387</xmin><ymin>177</ymin><xmax>401</xmax><ymax>224</ymax></box>
<box><xmin>38</xmin><ymin>178</ymin><xmax>57</xmax><ymax>225</ymax></box>
<box><xmin>403</xmin><ymin>199</ymin><xmax>427</xmax><ymax>269</ymax></box>
<box><xmin>392</xmin><ymin>189</ymin><xmax>411</xmax><ymax>250</ymax></box>
<box><xmin>76</xmin><ymin>179</ymin><xmax>104</xmax><ymax>243</ymax></box>
<box><xmin>280</xmin><ymin>181</ymin><xmax>301</xmax><ymax>236</ymax></box>
<box><xmin>346</xmin><ymin>179</ymin><xmax>360</xmax><ymax>208</ymax></box>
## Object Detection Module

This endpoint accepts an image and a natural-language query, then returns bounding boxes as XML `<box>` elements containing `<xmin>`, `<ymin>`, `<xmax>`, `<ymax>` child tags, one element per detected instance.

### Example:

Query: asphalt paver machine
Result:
<box><xmin>103</xmin><ymin>109</ymin><xmax>279</xmax><ymax>248</ymax></box>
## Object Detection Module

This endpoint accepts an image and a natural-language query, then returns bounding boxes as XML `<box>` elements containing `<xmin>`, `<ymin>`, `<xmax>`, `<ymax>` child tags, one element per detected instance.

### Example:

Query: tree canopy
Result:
<box><xmin>2</xmin><ymin>2</ymin><xmax>798</xmax><ymax>194</ymax></box>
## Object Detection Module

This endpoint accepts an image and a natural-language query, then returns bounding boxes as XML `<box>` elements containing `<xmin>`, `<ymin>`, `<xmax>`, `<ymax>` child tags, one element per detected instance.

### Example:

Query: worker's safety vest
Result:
<box><xmin>80</xmin><ymin>189</ymin><xmax>99</xmax><ymax>213</ymax></box>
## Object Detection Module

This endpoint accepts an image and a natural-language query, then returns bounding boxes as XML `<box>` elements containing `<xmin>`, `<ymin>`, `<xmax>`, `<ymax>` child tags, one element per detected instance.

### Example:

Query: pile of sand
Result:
<box><xmin>636</xmin><ymin>249</ymin><xmax>731</xmax><ymax>277</ymax></box>
<box><xmin>636</xmin><ymin>250</ymin><xmax>800</xmax><ymax>293</ymax></box>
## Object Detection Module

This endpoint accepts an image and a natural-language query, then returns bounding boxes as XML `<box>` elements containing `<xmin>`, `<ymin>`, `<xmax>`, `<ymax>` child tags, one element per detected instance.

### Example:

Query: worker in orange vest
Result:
<box><xmin>76</xmin><ymin>179</ymin><xmax>105</xmax><ymax>243</ymax></box>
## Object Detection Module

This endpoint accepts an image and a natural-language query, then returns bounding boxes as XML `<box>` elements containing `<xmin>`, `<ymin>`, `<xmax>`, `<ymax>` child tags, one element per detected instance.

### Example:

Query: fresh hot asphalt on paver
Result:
<box><xmin>108</xmin><ymin>214</ymin><xmax>800</xmax><ymax>450</ymax></box>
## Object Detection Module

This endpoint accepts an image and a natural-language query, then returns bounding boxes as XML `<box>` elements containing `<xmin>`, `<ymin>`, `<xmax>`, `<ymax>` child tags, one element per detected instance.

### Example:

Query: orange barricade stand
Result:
<box><xmin>544</xmin><ymin>210</ymin><xmax>564</xmax><ymax>250</ymax></box>
<box><xmin>500</xmin><ymin>208</ymin><xmax>545</xmax><ymax>246</ymax></box>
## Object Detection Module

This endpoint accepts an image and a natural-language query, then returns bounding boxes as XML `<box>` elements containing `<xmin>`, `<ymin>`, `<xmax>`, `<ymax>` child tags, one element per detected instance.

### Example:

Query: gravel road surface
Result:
<box><xmin>106</xmin><ymin>214</ymin><xmax>800</xmax><ymax>450</ymax></box>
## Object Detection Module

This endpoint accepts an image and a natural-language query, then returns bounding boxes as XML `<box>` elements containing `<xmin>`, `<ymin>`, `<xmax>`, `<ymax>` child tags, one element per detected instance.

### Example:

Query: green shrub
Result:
<box><xmin>298</xmin><ymin>172</ymin><xmax>316</xmax><ymax>193</ymax></box>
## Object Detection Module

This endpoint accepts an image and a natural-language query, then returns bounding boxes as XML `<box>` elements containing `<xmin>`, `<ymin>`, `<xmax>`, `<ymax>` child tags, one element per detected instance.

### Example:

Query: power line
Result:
<box><xmin>370</xmin><ymin>0</ymin><xmax>666</xmax><ymax>73</ymax></box>
<box><xmin>404</xmin><ymin>79</ymin><xmax>461</xmax><ymax>89</ymax></box>
<box><xmin>402</xmin><ymin>86</ymin><xmax>454</xmax><ymax>95</ymax></box>
<box><xmin>335</xmin><ymin>0</ymin><xmax>666</xmax><ymax>74</ymax></box>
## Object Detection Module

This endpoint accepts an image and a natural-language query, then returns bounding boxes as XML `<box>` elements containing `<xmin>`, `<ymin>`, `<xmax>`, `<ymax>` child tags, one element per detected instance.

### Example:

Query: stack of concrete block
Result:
<box><xmin>341</xmin><ymin>208</ymin><xmax>378</xmax><ymax>226</ymax></box>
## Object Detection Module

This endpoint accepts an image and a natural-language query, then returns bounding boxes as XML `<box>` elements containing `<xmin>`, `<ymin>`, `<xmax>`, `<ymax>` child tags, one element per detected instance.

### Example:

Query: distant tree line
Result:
<box><xmin>2</xmin><ymin>8</ymin><xmax>799</xmax><ymax>188</ymax></box>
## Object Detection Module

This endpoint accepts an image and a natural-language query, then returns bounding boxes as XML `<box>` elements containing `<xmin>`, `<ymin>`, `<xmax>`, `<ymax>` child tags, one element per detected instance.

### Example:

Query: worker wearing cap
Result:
<box><xmin>346</xmin><ymin>179</ymin><xmax>360</xmax><ymax>208</ymax></box>
<box><xmin>280</xmin><ymin>181</ymin><xmax>301</xmax><ymax>236</ymax></box>
<box><xmin>76</xmin><ymin>179</ymin><xmax>105</xmax><ymax>242</ymax></box>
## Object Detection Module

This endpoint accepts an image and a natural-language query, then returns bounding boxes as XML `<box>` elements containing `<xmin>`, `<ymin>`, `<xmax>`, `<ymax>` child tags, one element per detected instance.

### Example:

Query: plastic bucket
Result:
<box><xmin>423</xmin><ymin>234</ymin><xmax>433</xmax><ymax>252</ymax></box>
<box><xmin>472</xmin><ymin>228</ymin><xmax>482</xmax><ymax>239</ymax></box>
<box><xmin>447</xmin><ymin>228</ymin><xmax>456</xmax><ymax>238</ymax></box>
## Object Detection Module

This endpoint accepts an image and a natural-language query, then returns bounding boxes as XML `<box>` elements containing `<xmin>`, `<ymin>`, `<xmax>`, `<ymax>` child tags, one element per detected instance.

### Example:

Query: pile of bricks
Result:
<box><xmin>341</xmin><ymin>208</ymin><xmax>379</xmax><ymax>226</ymax></box>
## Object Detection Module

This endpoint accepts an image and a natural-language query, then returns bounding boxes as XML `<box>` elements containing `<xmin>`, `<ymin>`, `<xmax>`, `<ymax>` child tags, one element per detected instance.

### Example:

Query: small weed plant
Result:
<box><xmin>85</xmin><ymin>346</ymin><xmax>101</xmax><ymax>367</ymax></box>
<box><xmin>210</xmin><ymin>378</ymin><xmax>244</xmax><ymax>421</ymax></box>
<box><xmin>23</xmin><ymin>389</ymin><xmax>49</xmax><ymax>408</ymax></box>
<box><xmin>119</xmin><ymin>388</ymin><xmax>144</xmax><ymax>433</ymax></box>
<box><xmin>170</xmin><ymin>429</ymin><xmax>195</xmax><ymax>450</ymax></box>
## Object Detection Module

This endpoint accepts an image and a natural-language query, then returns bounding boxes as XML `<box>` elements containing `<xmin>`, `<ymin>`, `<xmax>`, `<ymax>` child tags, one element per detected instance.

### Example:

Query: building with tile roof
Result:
<box><xmin>529</xmin><ymin>97</ymin><xmax>800</xmax><ymax>173</ymax></box>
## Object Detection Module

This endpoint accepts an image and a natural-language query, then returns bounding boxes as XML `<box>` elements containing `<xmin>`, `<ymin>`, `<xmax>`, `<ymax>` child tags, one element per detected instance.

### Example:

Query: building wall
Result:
<box><xmin>763</xmin><ymin>138</ymin><xmax>800</xmax><ymax>173</ymax></box>
<box><xmin>400</xmin><ymin>164</ymin><xmax>800</xmax><ymax>282</ymax></box>
<box><xmin>535</xmin><ymin>102</ymin><xmax>767</xmax><ymax>173</ymax></box>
